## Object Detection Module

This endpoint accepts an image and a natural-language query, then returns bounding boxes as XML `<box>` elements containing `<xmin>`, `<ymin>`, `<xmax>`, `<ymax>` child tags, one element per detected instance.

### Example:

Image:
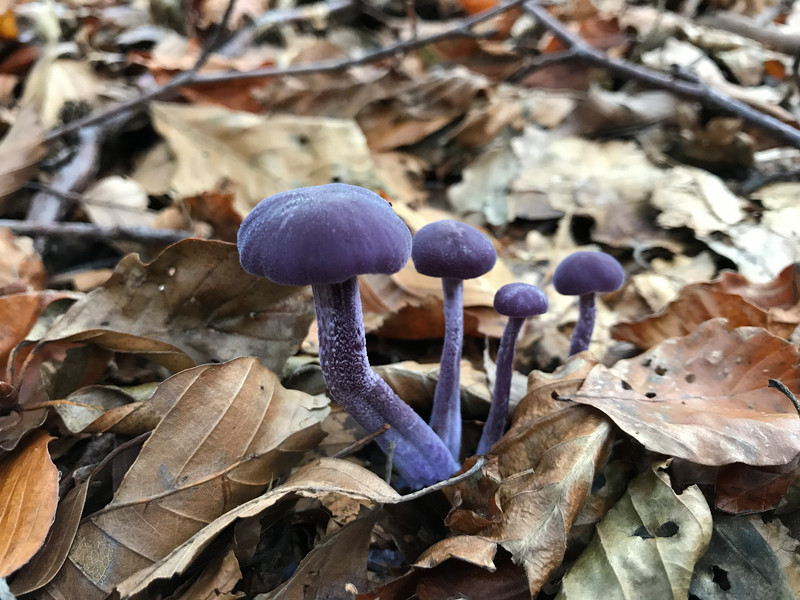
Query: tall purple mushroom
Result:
<box><xmin>411</xmin><ymin>219</ymin><xmax>497</xmax><ymax>460</ymax></box>
<box><xmin>238</xmin><ymin>184</ymin><xmax>459</xmax><ymax>489</ymax></box>
<box><xmin>552</xmin><ymin>251</ymin><xmax>625</xmax><ymax>356</ymax></box>
<box><xmin>477</xmin><ymin>283</ymin><xmax>548</xmax><ymax>454</ymax></box>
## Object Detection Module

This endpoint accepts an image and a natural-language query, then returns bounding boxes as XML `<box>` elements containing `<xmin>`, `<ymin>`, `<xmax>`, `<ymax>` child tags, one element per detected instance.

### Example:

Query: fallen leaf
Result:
<box><xmin>46</xmin><ymin>357</ymin><xmax>329</xmax><ymax>599</ymax></box>
<box><xmin>715</xmin><ymin>457</ymin><xmax>800</xmax><ymax>514</ymax></box>
<box><xmin>114</xmin><ymin>458</ymin><xmax>400</xmax><ymax>598</ymax></box>
<box><xmin>40</xmin><ymin>239</ymin><xmax>315</xmax><ymax>373</ymax></box>
<box><xmin>0</xmin><ymin>109</ymin><xmax>45</xmax><ymax>205</ymax></box>
<box><xmin>447</xmin><ymin>405</ymin><xmax>614</xmax><ymax>595</ymax></box>
<box><xmin>0</xmin><ymin>431</ymin><xmax>58</xmax><ymax>578</ymax></box>
<box><xmin>262</xmin><ymin>509</ymin><xmax>380</xmax><ymax>600</ymax></box>
<box><xmin>81</xmin><ymin>176</ymin><xmax>156</xmax><ymax>228</ymax></box>
<box><xmin>175</xmin><ymin>548</ymin><xmax>242</xmax><ymax>600</ymax></box>
<box><xmin>689</xmin><ymin>515</ymin><xmax>796</xmax><ymax>599</ymax></box>
<box><xmin>151</xmin><ymin>102</ymin><xmax>385</xmax><ymax>215</ymax></box>
<box><xmin>749</xmin><ymin>516</ymin><xmax>800</xmax><ymax>595</ymax></box>
<box><xmin>557</xmin><ymin>461</ymin><xmax>712</xmax><ymax>600</ymax></box>
<box><xmin>573</xmin><ymin>319</ymin><xmax>800</xmax><ymax>466</ymax></box>
<box><xmin>613</xmin><ymin>264</ymin><xmax>800</xmax><ymax>349</ymax></box>
<box><xmin>0</xmin><ymin>291</ymin><xmax>78</xmax><ymax>369</ymax></box>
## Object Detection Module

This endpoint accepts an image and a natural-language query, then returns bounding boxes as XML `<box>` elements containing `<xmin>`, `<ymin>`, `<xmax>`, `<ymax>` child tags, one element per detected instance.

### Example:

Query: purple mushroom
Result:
<box><xmin>552</xmin><ymin>251</ymin><xmax>625</xmax><ymax>356</ymax></box>
<box><xmin>411</xmin><ymin>219</ymin><xmax>497</xmax><ymax>460</ymax></box>
<box><xmin>477</xmin><ymin>283</ymin><xmax>548</xmax><ymax>454</ymax></box>
<box><xmin>238</xmin><ymin>184</ymin><xmax>459</xmax><ymax>488</ymax></box>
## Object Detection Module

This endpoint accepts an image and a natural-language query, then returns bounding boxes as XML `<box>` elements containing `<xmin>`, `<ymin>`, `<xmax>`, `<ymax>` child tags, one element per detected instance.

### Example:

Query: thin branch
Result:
<box><xmin>398</xmin><ymin>456</ymin><xmax>486</xmax><ymax>501</ymax></box>
<box><xmin>522</xmin><ymin>0</ymin><xmax>800</xmax><ymax>148</ymax></box>
<box><xmin>193</xmin><ymin>0</ymin><xmax>523</xmax><ymax>85</ymax></box>
<box><xmin>768</xmin><ymin>378</ymin><xmax>800</xmax><ymax>417</ymax></box>
<box><xmin>45</xmin><ymin>0</ymin><xmax>239</xmax><ymax>144</ymax></box>
<box><xmin>0</xmin><ymin>220</ymin><xmax>196</xmax><ymax>245</ymax></box>
<box><xmin>331</xmin><ymin>424</ymin><xmax>391</xmax><ymax>458</ymax></box>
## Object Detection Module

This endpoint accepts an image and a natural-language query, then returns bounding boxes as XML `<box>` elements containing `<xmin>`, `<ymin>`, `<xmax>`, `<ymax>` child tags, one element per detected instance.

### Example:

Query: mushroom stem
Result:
<box><xmin>429</xmin><ymin>277</ymin><xmax>464</xmax><ymax>460</ymax></box>
<box><xmin>570</xmin><ymin>293</ymin><xmax>597</xmax><ymax>355</ymax></box>
<box><xmin>313</xmin><ymin>278</ymin><xmax>459</xmax><ymax>488</ymax></box>
<box><xmin>476</xmin><ymin>316</ymin><xmax>524</xmax><ymax>454</ymax></box>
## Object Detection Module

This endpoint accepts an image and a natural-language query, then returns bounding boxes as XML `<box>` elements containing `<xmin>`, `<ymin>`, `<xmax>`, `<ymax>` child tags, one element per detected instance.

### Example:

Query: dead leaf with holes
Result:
<box><xmin>45</xmin><ymin>357</ymin><xmax>329</xmax><ymax>599</ymax></box>
<box><xmin>558</xmin><ymin>461</ymin><xmax>712</xmax><ymax>600</ymax></box>
<box><xmin>613</xmin><ymin>263</ymin><xmax>800</xmax><ymax>349</ymax></box>
<box><xmin>573</xmin><ymin>319</ymin><xmax>800</xmax><ymax>466</ymax></box>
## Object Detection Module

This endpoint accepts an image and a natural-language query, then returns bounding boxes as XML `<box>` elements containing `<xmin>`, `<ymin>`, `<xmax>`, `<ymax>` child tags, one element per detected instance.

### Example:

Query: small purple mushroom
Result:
<box><xmin>552</xmin><ymin>251</ymin><xmax>625</xmax><ymax>356</ymax></box>
<box><xmin>238</xmin><ymin>184</ymin><xmax>459</xmax><ymax>488</ymax></box>
<box><xmin>411</xmin><ymin>219</ymin><xmax>497</xmax><ymax>460</ymax></box>
<box><xmin>477</xmin><ymin>283</ymin><xmax>548</xmax><ymax>454</ymax></box>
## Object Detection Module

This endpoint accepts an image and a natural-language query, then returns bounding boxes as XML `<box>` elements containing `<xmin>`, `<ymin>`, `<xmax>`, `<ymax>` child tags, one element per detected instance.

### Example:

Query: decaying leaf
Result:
<box><xmin>447</xmin><ymin>405</ymin><xmax>614</xmax><ymax>595</ymax></box>
<box><xmin>558</xmin><ymin>461</ymin><xmax>713</xmax><ymax>600</ymax></box>
<box><xmin>45</xmin><ymin>358</ymin><xmax>329</xmax><ymax>599</ymax></box>
<box><xmin>115</xmin><ymin>458</ymin><xmax>400</xmax><ymax>598</ymax></box>
<box><xmin>714</xmin><ymin>457</ymin><xmax>800</xmax><ymax>514</ymax></box>
<box><xmin>689</xmin><ymin>515</ymin><xmax>796</xmax><ymax>599</ymax></box>
<box><xmin>40</xmin><ymin>239</ymin><xmax>315</xmax><ymax>372</ymax></box>
<box><xmin>0</xmin><ymin>431</ymin><xmax>58</xmax><ymax>578</ymax></box>
<box><xmin>151</xmin><ymin>102</ymin><xmax>385</xmax><ymax>215</ymax></box>
<box><xmin>613</xmin><ymin>264</ymin><xmax>800</xmax><ymax>349</ymax></box>
<box><xmin>0</xmin><ymin>108</ymin><xmax>46</xmax><ymax>206</ymax></box>
<box><xmin>573</xmin><ymin>319</ymin><xmax>800</xmax><ymax>466</ymax></box>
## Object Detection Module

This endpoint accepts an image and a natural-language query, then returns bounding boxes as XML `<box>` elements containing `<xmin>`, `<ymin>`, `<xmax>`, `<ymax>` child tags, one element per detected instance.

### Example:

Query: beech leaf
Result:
<box><xmin>558</xmin><ymin>461</ymin><xmax>712</xmax><ymax>600</ymax></box>
<box><xmin>45</xmin><ymin>357</ymin><xmax>329</xmax><ymax>599</ymax></box>
<box><xmin>572</xmin><ymin>319</ymin><xmax>800</xmax><ymax>466</ymax></box>
<box><xmin>0</xmin><ymin>431</ymin><xmax>58</xmax><ymax>578</ymax></box>
<box><xmin>40</xmin><ymin>239</ymin><xmax>314</xmax><ymax>372</ymax></box>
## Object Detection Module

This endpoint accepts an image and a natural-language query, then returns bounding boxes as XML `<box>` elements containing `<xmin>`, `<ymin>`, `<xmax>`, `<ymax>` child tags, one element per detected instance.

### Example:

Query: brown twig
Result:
<box><xmin>331</xmin><ymin>424</ymin><xmax>391</xmax><ymax>458</ymax></box>
<box><xmin>0</xmin><ymin>220</ymin><xmax>196</xmax><ymax>245</ymax></box>
<box><xmin>768</xmin><ymin>378</ymin><xmax>800</xmax><ymax>417</ymax></box>
<box><xmin>44</xmin><ymin>0</ymin><xmax>238</xmax><ymax>144</ymax></box>
<box><xmin>398</xmin><ymin>456</ymin><xmax>486</xmax><ymax>501</ymax></box>
<box><xmin>522</xmin><ymin>0</ymin><xmax>800</xmax><ymax>148</ymax></box>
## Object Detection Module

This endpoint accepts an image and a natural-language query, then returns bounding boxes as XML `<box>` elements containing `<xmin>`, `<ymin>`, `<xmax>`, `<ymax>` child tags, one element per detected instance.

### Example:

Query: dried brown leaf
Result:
<box><xmin>0</xmin><ymin>109</ymin><xmax>45</xmax><ymax>205</ymax></box>
<box><xmin>448</xmin><ymin>406</ymin><xmax>614</xmax><ymax>595</ymax></box>
<box><xmin>115</xmin><ymin>458</ymin><xmax>400</xmax><ymax>598</ymax></box>
<box><xmin>261</xmin><ymin>510</ymin><xmax>380</xmax><ymax>600</ymax></box>
<box><xmin>176</xmin><ymin>549</ymin><xmax>242</xmax><ymax>600</ymax></box>
<box><xmin>575</xmin><ymin>319</ymin><xmax>800</xmax><ymax>466</ymax></box>
<box><xmin>715</xmin><ymin>457</ymin><xmax>800</xmax><ymax>514</ymax></box>
<box><xmin>0</xmin><ymin>431</ymin><xmax>58</xmax><ymax>578</ymax></box>
<box><xmin>41</xmin><ymin>239</ymin><xmax>314</xmax><ymax>372</ymax></box>
<box><xmin>46</xmin><ymin>358</ymin><xmax>329</xmax><ymax>599</ymax></box>
<box><xmin>613</xmin><ymin>264</ymin><xmax>800</xmax><ymax>349</ymax></box>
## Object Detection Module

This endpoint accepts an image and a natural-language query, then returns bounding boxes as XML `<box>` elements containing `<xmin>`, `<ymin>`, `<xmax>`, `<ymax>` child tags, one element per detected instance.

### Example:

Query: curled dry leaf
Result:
<box><xmin>573</xmin><ymin>319</ymin><xmax>800</xmax><ymax>466</ymax></box>
<box><xmin>613</xmin><ymin>263</ymin><xmax>800</xmax><ymax>349</ymax></box>
<box><xmin>447</xmin><ymin>405</ymin><xmax>614</xmax><ymax>595</ymax></box>
<box><xmin>557</xmin><ymin>461</ymin><xmax>712</xmax><ymax>600</ymax></box>
<box><xmin>40</xmin><ymin>239</ymin><xmax>315</xmax><ymax>373</ymax></box>
<box><xmin>115</xmin><ymin>458</ymin><xmax>400</xmax><ymax>598</ymax></box>
<box><xmin>0</xmin><ymin>290</ymin><xmax>79</xmax><ymax>369</ymax></box>
<box><xmin>0</xmin><ymin>431</ymin><xmax>58</xmax><ymax>578</ymax></box>
<box><xmin>45</xmin><ymin>358</ymin><xmax>329</xmax><ymax>600</ymax></box>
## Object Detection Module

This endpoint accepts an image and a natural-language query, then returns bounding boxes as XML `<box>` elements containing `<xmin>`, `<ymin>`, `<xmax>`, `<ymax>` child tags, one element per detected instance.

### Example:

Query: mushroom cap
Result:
<box><xmin>552</xmin><ymin>251</ymin><xmax>625</xmax><ymax>296</ymax></box>
<box><xmin>237</xmin><ymin>184</ymin><xmax>411</xmax><ymax>286</ymax></box>
<box><xmin>494</xmin><ymin>283</ymin><xmax>548</xmax><ymax>318</ymax></box>
<box><xmin>411</xmin><ymin>219</ymin><xmax>496</xmax><ymax>280</ymax></box>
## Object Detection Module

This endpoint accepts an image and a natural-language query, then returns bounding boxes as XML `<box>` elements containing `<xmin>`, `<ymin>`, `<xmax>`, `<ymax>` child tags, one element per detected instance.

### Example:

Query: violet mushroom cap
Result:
<box><xmin>411</xmin><ymin>219</ymin><xmax>497</xmax><ymax>460</ymax></box>
<box><xmin>552</xmin><ymin>251</ymin><xmax>625</xmax><ymax>355</ymax></box>
<box><xmin>476</xmin><ymin>283</ymin><xmax>548</xmax><ymax>454</ymax></box>
<box><xmin>238</xmin><ymin>184</ymin><xmax>459</xmax><ymax>488</ymax></box>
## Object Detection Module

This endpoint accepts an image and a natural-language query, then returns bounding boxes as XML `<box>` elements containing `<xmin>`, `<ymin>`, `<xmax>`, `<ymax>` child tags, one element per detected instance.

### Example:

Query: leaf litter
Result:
<box><xmin>2</xmin><ymin>0</ymin><xmax>800</xmax><ymax>597</ymax></box>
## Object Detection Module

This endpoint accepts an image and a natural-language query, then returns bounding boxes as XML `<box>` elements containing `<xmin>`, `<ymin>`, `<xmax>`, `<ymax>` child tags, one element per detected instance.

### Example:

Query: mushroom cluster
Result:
<box><xmin>238</xmin><ymin>184</ymin><xmax>625</xmax><ymax>487</ymax></box>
